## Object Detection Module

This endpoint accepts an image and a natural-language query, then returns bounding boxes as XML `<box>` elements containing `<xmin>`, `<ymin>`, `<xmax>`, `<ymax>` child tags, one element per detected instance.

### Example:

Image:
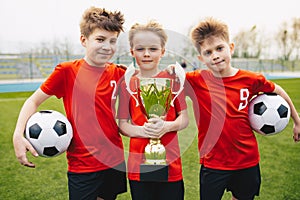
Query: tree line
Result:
<box><xmin>233</xmin><ymin>17</ymin><xmax>300</xmax><ymax>60</ymax></box>
<box><xmin>6</xmin><ymin>18</ymin><xmax>300</xmax><ymax>62</ymax></box>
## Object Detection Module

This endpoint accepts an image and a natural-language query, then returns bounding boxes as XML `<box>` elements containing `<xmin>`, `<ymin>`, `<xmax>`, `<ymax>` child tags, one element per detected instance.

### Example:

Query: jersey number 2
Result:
<box><xmin>110</xmin><ymin>80</ymin><xmax>117</xmax><ymax>99</ymax></box>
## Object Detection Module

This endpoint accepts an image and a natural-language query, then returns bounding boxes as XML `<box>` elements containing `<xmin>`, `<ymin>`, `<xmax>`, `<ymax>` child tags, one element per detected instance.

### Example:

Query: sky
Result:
<box><xmin>0</xmin><ymin>0</ymin><xmax>299</xmax><ymax>53</ymax></box>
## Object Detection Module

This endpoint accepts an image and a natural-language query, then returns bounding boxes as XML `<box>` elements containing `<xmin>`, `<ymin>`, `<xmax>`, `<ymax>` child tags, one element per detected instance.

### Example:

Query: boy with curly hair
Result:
<box><xmin>13</xmin><ymin>7</ymin><xmax>127</xmax><ymax>200</ymax></box>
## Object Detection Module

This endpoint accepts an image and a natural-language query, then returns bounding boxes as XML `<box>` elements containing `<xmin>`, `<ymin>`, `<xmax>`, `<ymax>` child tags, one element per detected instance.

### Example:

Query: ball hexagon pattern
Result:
<box><xmin>248</xmin><ymin>93</ymin><xmax>290</xmax><ymax>135</ymax></box>
<box><xmin>25</xmin><ymin>110</ymin><xmax>73</xmax><ymax>157</ymax></box>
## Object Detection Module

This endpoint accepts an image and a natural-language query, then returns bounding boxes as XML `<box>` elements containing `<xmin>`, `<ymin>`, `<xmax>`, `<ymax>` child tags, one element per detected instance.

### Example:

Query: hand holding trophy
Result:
<box><xmin>125</xmin><ymin>62</ymin><xmax>185</xmax><ymax>182</ymax></box>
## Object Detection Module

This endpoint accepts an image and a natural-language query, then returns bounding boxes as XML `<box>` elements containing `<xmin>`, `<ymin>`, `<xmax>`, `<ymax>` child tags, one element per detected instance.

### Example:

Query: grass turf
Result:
<box><xmin>0</xmin><ymin>78</ymin><xmax>299</xmax><ymax>200</ymax></box>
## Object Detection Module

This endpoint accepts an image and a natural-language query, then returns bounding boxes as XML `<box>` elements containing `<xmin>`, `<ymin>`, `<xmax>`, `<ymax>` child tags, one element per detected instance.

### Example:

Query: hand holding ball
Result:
<box><xmin>25</xmin><ymin>110</ymin><xmax>73</xmax><ymax>157</ymax></box>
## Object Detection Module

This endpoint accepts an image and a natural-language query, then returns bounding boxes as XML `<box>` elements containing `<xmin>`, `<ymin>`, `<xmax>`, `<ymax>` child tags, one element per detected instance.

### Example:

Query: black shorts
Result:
<box><xmin>200</xmin><ymin>164</ymin><xmax>261</xmax><ymax>200</ymax></box>
<box><xmin>68</xmin><ymin>162</ymin><xmax>127</xmax><ymax>200</ymax></box>
<box><xmin>129</xmin><ymin>180</ymin><xmax>184</xmax><ymax>200</ymax></box>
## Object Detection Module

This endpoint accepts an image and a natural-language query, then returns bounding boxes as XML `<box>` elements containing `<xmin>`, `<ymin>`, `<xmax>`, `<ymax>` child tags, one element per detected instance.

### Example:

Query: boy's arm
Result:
<box><xmin>13</xmin><ymin>88</ymin><xmax>51</xmax><ymax>167</ymax></box>
<box><xmin>118</xmin><ymin>119</ymin><xmax>149</xmax><ymax>138</ymax></box>
<box><xmin>273</xmin><ymin>84</ymin><xmax>300</xmax><ymax>142</ymax></box>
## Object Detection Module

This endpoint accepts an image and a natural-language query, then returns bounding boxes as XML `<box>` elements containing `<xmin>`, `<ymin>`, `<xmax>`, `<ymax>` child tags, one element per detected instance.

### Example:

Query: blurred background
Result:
<box><xmin>0</xmin><ymin>0</ymin><xmax>300</xmax><ymax>84</ymax></box>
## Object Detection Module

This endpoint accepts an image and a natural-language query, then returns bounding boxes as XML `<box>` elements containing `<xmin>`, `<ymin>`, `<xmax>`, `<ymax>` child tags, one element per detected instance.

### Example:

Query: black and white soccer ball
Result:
<box><xmin>248</xmin><ymin>93</ymin><xmax>291</xmax><ymax>135</ymax></box>
<box><xmin>25</xmin><ymin>110</ymin><xmax>73</xmax><ymax>157</ymax></box>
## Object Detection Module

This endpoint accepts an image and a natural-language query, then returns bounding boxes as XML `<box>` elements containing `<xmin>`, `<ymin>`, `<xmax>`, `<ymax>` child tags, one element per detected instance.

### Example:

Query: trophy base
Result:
<box><xmin>140</xmin><ymin>163</ymin><xmax>168</xmax><ymax>182</ymax></box>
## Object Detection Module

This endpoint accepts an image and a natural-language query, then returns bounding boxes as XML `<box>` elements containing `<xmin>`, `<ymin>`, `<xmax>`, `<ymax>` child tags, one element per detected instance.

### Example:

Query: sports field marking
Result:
<box><xmin>0</xmin><ymin>97</ymin><xmax>27</xmax><ymax>102</ymax></box>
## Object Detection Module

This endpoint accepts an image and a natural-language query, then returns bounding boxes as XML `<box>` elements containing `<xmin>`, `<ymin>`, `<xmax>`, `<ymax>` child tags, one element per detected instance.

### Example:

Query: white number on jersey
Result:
<box><xmin>110</xmin><ymin>80</ymin><xmax>117</xmax><ymax>99</ymax></box>
<box><xmin>238</xmin><ymin>88</ymin><xmax>249</xmax><ymax>111</ymax></box>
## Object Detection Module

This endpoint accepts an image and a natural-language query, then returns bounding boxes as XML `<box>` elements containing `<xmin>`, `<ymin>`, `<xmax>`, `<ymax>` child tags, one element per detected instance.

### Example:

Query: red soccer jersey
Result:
<box><xmin>118</xmin><ymin>71</ymin><xmax>187</xmax><ymax>181</ymax></box>
<box><xmin>185</xmin><ymin>69</ymin><xmax>275</xmax><ymax>170</ymax></box>
<box><xmin>41</xmin><ymin>59</ymin><xmax>125</xmax><ymax>173</ymax></box>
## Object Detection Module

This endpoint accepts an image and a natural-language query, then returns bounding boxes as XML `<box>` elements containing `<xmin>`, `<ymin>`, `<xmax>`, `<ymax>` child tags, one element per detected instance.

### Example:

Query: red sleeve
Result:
<box><xmin>117</xmin><ymin>80</ymin><xmax>131</xmax><ymax>119</ymax></box>
<box><xmin>184</xmin><ymin>70</ymin><xmax>203</xmax><ymax>102</ymax></box>
<box><xmin>252</xmin><ymin>72</ymin><xmax>275</xmax><ymax>94</ymax></box>
<box><xmin>40</xmin><ymin>63</ymin><xmax>67</xmax><ymax>99</ymax></box>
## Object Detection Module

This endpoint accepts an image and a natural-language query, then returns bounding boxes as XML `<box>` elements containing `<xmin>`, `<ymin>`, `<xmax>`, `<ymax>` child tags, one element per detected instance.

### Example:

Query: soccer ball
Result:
<box><xmin>248</xmin><ymin>93</ymin><xmax>290</xmax><ymax>135</ymax></box>
<box><xmin>25</xmin><ymin>110</ymin><xmax>73</xmax><ymax>157</ymax></box>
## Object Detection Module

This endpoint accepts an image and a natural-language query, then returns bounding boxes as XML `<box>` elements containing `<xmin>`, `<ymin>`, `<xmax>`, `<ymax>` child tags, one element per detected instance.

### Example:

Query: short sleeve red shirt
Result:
<box><xmin>185</xmin><ymin>69</ymin><xmax>275</xmax><ymax>170</ymax></box>
<box><xmin>118</xmin><ymin>71</ymin><xmax>187</xmax><ymax>181</ymax></box>
<box><xmin>41</xmin><ymin>59</ymin><xmax>125</xmax><ymax>173</ymax></box>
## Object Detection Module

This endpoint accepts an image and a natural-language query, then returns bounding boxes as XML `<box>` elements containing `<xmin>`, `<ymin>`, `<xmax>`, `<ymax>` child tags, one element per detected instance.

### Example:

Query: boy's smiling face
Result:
<box><xmin>130</xmin><ymin>31</ymin><xmax>165</xmax><ymax>76</ymax></box>
<box><xmin>81</xmin><ymin>28</ymin><xmax>118</xmax><ymax>67</ymax></box>
<box><xmin>198</xmin><ymin>36</ymin><xmax>235</xmax><ymax>77</ymax></box>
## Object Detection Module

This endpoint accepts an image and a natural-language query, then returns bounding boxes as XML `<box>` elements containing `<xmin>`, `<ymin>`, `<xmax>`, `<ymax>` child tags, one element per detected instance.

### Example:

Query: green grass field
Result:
<box><xmin>0</xmin><ymin>79</ymin><xmax>300</xmax><ymax>200</ymax></box>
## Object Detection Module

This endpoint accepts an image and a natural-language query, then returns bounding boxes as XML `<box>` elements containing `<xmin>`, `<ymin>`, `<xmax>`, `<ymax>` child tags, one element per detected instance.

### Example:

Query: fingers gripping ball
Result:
<box><xmin>25</xmin><ymin>110</ymin><xmax>73</xmax><ymax>157</ymax></box>
<box><xmin>248</xmin><ymin>93</ymin><xmax>290</xmax><ymax>135</ymax></box>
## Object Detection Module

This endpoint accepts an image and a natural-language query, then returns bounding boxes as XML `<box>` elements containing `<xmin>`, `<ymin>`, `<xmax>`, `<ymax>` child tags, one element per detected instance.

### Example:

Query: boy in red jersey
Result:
<box><xmin>13</xmin><ymin>7</ymin><xmax>127</xmax><ymax>200</ymax></box>
<box><xmin>185</xmin><ymin>17</ymin><xmax>300</xmax><ymax>200</ymax></box>
<box><xmin>117</xmin><ymin>21</ymin><xmax>189</xmax><ymax>200</ymax></box>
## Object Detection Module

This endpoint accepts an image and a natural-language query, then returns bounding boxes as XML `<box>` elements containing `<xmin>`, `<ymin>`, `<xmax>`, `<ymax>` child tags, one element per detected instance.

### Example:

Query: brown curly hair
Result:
<box><xmin>80</xmin><ymin>6</ymin><xmax>125</xmax><ymax>38</ymax></box>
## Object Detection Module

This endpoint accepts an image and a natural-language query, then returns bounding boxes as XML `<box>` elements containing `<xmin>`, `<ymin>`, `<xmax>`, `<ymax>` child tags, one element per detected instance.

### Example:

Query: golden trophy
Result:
<box><xmin>125</xmin><ymin>62</ymin><xmax>185</xmax><ymax>182</ymax></box>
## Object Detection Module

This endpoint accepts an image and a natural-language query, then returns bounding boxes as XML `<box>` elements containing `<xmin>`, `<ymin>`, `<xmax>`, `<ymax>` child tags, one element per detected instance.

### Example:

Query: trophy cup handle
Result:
<box><xmin>170</xmin><ymin>62</ymin><xmax>185</xmax><ymax>107</ymax></box>
<box><xmin>125</xmin><ymin>63</ymin><xmax>139</xmax><ymax>106</ymax></box>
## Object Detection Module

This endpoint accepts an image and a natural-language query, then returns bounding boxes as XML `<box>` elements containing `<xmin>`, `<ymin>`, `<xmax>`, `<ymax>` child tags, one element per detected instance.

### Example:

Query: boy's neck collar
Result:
<box><xmin>211</xmin><ymin>67</ymin><xmax>239</xmax><ymax>78</ymax></box>
<box><xmin>137</xmin><ymin>69</ymin><xmax>161</xmax><ymax>78</ymax></box>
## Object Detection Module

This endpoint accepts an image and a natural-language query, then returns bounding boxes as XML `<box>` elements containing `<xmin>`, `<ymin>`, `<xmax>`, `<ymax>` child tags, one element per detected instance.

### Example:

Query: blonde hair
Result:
<box><xmin>190</xmin><ymin>17</ymin><xmax>229</xmax><ymax>53</ymax></box>
<box><xmin>128</xmin><ymin>20</ymin><xmax>168</xmax><ymax>48</ymax></box>
<box><xmin>80</xmin><ymin>6</ymin><xmax>124</xmax><ymax>38</ymax></box>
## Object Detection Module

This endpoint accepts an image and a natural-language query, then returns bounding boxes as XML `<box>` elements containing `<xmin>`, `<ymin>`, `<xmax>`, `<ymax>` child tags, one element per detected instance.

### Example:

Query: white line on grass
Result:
<box><xmin>0</xmin><ymin>97</ymin><xmax>27</xmax><ymax>102</ymax></box>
